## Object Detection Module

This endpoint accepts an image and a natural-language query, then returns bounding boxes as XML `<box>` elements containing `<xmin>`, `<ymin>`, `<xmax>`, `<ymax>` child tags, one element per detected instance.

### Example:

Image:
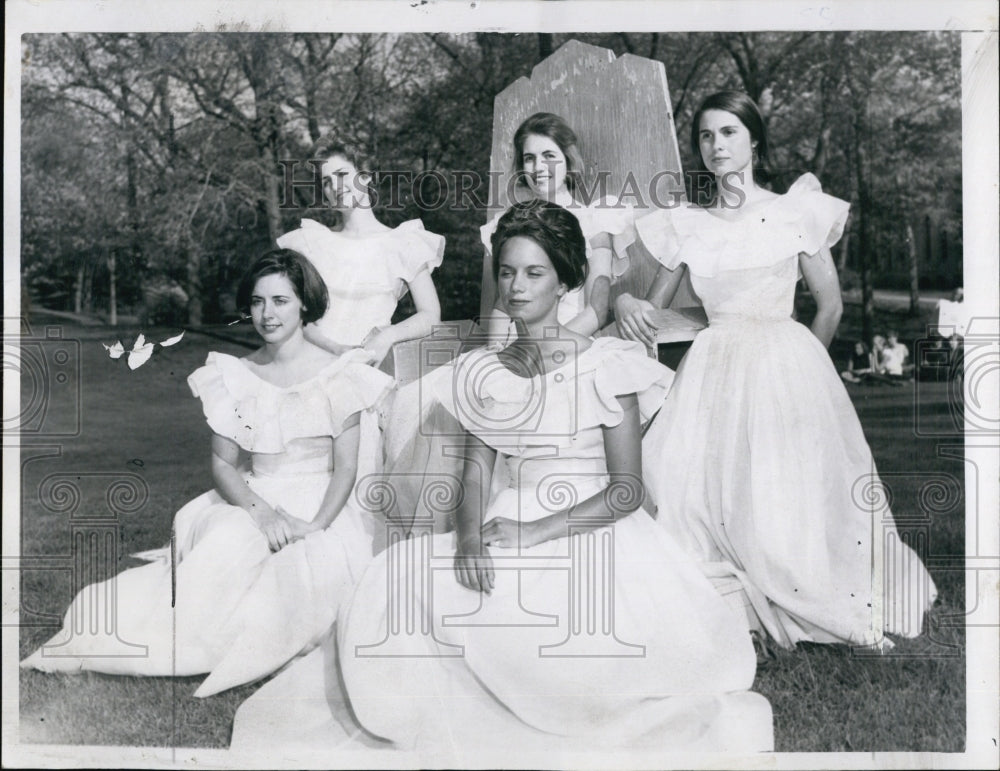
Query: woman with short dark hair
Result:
<box><xmin>23</xmin><ymin>249</ymin><xmax>394</xmax><ymax>697</ymax></box>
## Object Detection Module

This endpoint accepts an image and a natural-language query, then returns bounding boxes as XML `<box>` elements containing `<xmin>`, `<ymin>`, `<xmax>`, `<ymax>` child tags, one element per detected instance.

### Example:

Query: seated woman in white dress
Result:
<box><xmin>22</xmin><ymin>249</ymin><xmax>394</xmax><ymax>697</ymax></box>
<box><xmin>228</xmin><ymin>201</ymin><xmax>773</xmax><ymax>757</ymax></box>
<box><xmin>615</xmin><ymin>91</ymin><xmax>937</xmax><ymax>649</ymax></box>
<box><xmin>276</xmin><ymin>137</ymin><xmax>445</xmax><ymax>365</ymax></box>
<box><xmin>382</xmin><ymin>114</ymin><xmax>642</xmax><ymax>532</ymax></box>
<box><xmin>482</xmin><ymin>112</ymin><xmax>637</xmax><ymax>341</ymax></box>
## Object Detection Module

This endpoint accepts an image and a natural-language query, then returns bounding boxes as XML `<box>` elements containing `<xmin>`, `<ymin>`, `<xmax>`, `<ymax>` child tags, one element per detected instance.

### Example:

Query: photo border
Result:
<box><xmin>4</xmin><ymin>2</ymin><xmax>998</xmax><ymax>768</ymax></box>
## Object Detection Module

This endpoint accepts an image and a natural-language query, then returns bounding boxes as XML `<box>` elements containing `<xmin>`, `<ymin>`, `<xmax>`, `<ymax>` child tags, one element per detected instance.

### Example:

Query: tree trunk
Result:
<box><xmin>837</xmin><ymin>228</ymin><xmax>850</xmax><ymax>273</ymax></box>
<box><xmin>108</xmin><ymin>249</ymin><xmax>117</xmax><ymax>326</ymax></box>
<box><xmin>853</xmin><ymin>117</ymin><xmax>874</xmax><ymax>344</ymax></box>
<box><xmin>924</xmin><ymin>214</ymin><xmax>935</xmax><ymax>273</ymax></box>
<box><xmin>74</xmin><ymin>263</ymin><xmax>85</xmax><ymax>314</ymax></box>
<box><xmin>907</xmin><ymin>220</ymin><xmax>920</xmax><ymax>316</ymax></box>
<box><xmin>812</xmin><ymin>125</ymin><xmax>832</xmax><ymax>178</ymax></box>
<box><xmin>939</xmin><ymin>227</ymin><xmax>952</xmax><ymax>285</ymax></box>
<box><xmin>261</xmin><ymin>143</ymin><xmax>282</xmax><ymax>243</ymax></box>
<box><xmin>184</xmin><ymin>239</ymin><xmax>203</xmax><ymax>326</ymax></box>
<box><xmin>83</xmin><ymin>262</ymin><xmax>94</xmax><ymax>314</ymax></box>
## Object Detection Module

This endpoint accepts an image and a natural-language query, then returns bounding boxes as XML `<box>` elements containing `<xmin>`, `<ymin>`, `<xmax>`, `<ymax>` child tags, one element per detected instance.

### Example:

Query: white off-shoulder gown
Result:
<box><xmin>637</xmin><ymin>174</ymin><xmax>938</xmax><ymax>648</ymax></box>
<box><xmin>21</xmin><ymin>350</ymin><xmax>394</xmax><ymax>697</ymax></box>
<box><xmin>228</xmin><ymin>338</ymin><xmax>773</xmax><ymax>758</ymax></box>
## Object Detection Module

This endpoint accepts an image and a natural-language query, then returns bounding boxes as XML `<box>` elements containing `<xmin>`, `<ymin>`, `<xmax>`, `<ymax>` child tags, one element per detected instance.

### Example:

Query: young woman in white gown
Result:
<box><xmin>384</xmin><ymin>113</ymin><xmax>643</xmax><ymax>532</ymax></box>
<box><xmin>276</xmin><ymin>137</ymin><xmax>445</xmax><ymax>363</ymax></box>
<box><xmin>278</xmin><ymin>138</ymin><xmax>447</xmax><ymax>539</ymax></box>
<box><xmin>22</xmin><ymin>250</ymin><xmax>394</xmax><ymax>697</ymax></box>
<box><xmin>481</xmin><ymin>112</ymin><xmax>638</xmax><ymax>340</ymax></box>
<box><xmin>228</xmin><ymin>201</ymin><xmax>773</xmax><ymax>758</ymax></box>
<box><xmin>615</xmin><ymin>91</ymin><xmax>937</xmax><ymax>649</ymax></box>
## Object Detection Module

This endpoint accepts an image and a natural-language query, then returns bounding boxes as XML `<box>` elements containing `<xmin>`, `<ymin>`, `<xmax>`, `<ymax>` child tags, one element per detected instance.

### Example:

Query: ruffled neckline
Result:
<box><xmin>674</xmin><ymin>173</ymin><xmax>823</xmax><ymax>227</ymax></box>
<box><xmin>636</xmin><ymin>173</ymin><xmax>849</xmax><ymax>278</ymax></box>
<box><xmin>297</xmin><ymin>217</ymin><xmax>428</xmax><ymax>242</ymax></box>
<box><xmin>463</xmin><ymin>337</ymin><xmax>615</xmax><ymax>401</ymax></box>
<box><xmin>188</xmin><ymin>348</ymin><xmax>393</xmax><ymax>453</ymax></box>
<box><xmin>215</xmin><ymin>347</ymin><xmax>373</xmax><ymax>393</ymax></box>
<box><xmin>436</xmin><ymin>337</ymin><xmax>673</xmax><ymax>451</ymax></box>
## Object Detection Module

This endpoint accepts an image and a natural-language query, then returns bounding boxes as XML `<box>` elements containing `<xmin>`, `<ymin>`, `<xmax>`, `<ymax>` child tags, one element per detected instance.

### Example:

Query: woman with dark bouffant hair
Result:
<box><xmin>228</xmin><ymin>199</ymin><xmax>773</xmax><ymax>755</ymax></box>
<box><xmin>277</xmin><ymin>137</ymin><xmax>445</xmax><ymax>367</ymax></box>
<box><xmin>617</xmin><ymin>90</ymin><xmax>937</xmax><ymax>652</ymax></box>
<box><xmin>482</xmin><ymin>112</ymin><xmax>639</xmax><ymax>341</ymax></box>
<box><xmin>23</xmin><ymin>249</ymin><xmax>395</xmax><ymax>697</ymax></box>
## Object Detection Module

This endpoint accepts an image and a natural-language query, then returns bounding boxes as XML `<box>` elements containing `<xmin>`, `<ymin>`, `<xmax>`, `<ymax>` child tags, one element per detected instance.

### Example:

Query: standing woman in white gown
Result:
<box><xmin>277</xmin><ymin>137</ymin><xmax>445</xmax><ymax>365</ymax></box>
<box><xmin>22</xmin><ymin>250</ymin><xmax>394</xmax><ymax>697</ymax></box>
<box><xmin>615</xmin><ymin>91</ymin><xmax>937</xmax><ymax>649</ymax></box>
<box><xmin>228</xmin><ymin>201</ymin><xmax>773</xmax><ymax>757</ymax></box>
<box><xmin>278</xmin><ymin>138</ymin><xmax>447</xmax><ymax>531</ymax></box>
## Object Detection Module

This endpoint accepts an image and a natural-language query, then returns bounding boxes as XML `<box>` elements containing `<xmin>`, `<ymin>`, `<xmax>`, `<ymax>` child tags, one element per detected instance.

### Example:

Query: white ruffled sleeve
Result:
<box><xmin>575</xmin><ymin>197</ymin><xmax>638</xmax><ymax>280</ymax></box>
<box><xmin>187</xmin><ymin>350</ymin><xmax>393</xmax><ymax>454</ymax></box>
<box><xmin>275</xmin><ymin>219</ymin><xmax>336</xmax><ymax>262</ymax></box>
<box><xmin>636</xmin><ymin>208</ymin><xmax>686</xmax><ymax>271</ymax></box>
<box><xmin>780</xmin><ymin>173</ymin><xmax>850</xmax><ymax>256</ymax></box>
<box><xmin>382</xmin><ymin>220</ymin><xmax>445</xmax><ymax>285</ymax></box>
<box><xmin>578</xmin><ymin>339</ymin><xmax>673</xmax><ymax>429</ymax></box>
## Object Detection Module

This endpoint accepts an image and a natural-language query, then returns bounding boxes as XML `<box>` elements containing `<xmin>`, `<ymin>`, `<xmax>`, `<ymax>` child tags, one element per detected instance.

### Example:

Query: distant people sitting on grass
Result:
<box><xmin>882</xmin><ymin>330</ymin><xmax>914</xmax><ymax>382</ymax></box>
<box><xmin>869</xmin><ymin>334</ymin><xmax>904</xmax><ymax>387</ymax></box>
<box><xmin>841</xmin><ymin>341</ymin><xmax>873</xmax><ymax>384</ymax></box>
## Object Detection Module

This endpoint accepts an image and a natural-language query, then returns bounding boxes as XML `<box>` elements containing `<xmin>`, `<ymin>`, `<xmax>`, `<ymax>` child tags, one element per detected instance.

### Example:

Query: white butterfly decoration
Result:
<box><xmin>103</xmin><ymin>332</ymin><xmax>185</xmax><ymax>370</ymax></box>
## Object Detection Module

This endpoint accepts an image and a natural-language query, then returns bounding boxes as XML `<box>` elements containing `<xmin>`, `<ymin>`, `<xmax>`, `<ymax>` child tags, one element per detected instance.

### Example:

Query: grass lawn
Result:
<box><xmin>16</xmin><ymin>311</ymin><xmax>965</xmax><ymax>752</ymax></box>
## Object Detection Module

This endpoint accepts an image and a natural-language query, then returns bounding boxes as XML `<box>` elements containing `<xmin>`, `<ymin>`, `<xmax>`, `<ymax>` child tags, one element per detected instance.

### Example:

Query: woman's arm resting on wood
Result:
<box><xmin>564</xmin><ymin>235</ymin><xmax>613</xmax><ymax>337</ymax></box>
<box><xmin>615</xmin><ymin>263</ymin><xmax>689</xmax><ymax>347</ymax></box>
<box><xmin>799</xmin><ymin>246</ymin><xmax>843</xmax><ymax>348</ymax></box>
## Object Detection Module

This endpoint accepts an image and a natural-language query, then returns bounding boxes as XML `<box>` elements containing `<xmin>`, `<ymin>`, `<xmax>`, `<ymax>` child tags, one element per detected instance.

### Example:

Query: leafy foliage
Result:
<box><xmin>21</xmin><ymin>32</ymin><xmax>962</xmax><ymax>327</ymax></box>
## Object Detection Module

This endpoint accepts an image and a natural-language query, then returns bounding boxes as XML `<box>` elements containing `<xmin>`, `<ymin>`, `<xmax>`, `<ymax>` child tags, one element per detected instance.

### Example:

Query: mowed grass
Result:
<box><xmin>17</xmin><ymin>313</ymin><xmax>965</xmax><ymax>751</ymax></box>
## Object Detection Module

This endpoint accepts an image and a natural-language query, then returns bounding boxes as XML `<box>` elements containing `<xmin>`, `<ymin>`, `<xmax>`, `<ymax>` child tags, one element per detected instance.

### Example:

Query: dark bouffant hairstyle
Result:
<box><xmin>511</xmin><ymin>112</ymin><xmax>586</xmax><ymax>196</ymax></box>
<box><xmin>490</xmin><ymin>200</ymin><xmax>588</xmax><ymax>291</ymax></box>
<box><xmin>236</xmin><ymin>249</ymin><xmax>329</xmax><ymax>325</ymax></box>
<box><xmin>690</xmin><ymin>90</ymin><xmax>771</xmax><ymax>182</ymax></box>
